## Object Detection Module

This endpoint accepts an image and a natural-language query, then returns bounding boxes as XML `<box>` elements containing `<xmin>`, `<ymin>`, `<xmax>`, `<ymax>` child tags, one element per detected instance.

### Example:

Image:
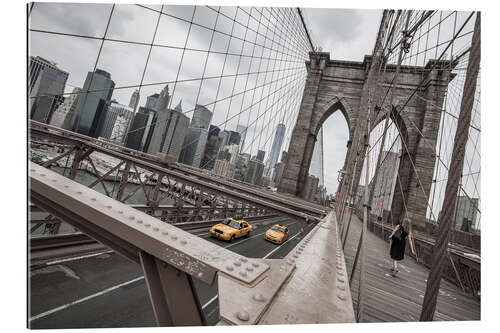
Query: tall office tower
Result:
<box><xmin>256</xmin><ymin>150</ymin><xmax>265</xmax><ymax>162</ymax></box>
<box><xmin>236</xmin><ymin>124</ymin><xmax>248</xmax><ymax>153</ymax></box>
<box><xmin>303</xmin><ymin>175</ymin><xmax>320</xmax><ymax>202</ymax></box>
<box><xmin>268</xmin><ymin>123</ymin><xmax>286</xmax><ymax>169</ymax></box>
<box><xmin>224</xmin><ymin>144</ymin><xmax>239</xmax><ymax>165</ymax></box>
<box><xmin>234</xmin><ymin>154</ymin><xmax>248</xmax><ymax>181</ymax></box>
<box><xmin>128</xmin><ymin>89</ymin><xmax>140</xmax><ymax>112</ymax></box>
<box><xmin>214</xmin><ymin>159</ymin><xmax>235</xmax><ymax>179</ymax></box>
<box><xmin>200</xmin><ymin>125</ymin><xmax>222</xmax><ymax>170</ymax></box>
<box><xmin>179</xmin><ymin>127</ymin><xmax>209</xmax><ymax>168</ymax></box>
<box><xmin>50</xmin><ymin>87</ymin><xmax>81</xmax><ymax>129</ymax></box>
<box><xmin>273</xmin><ymin>151</ymin><xmax>288</xmax><ymax>188</ymax></box>
<box><xmin>216</xmin><ymin>149</ymin><xmax>232</xmax><ymax>162</ymax></box>
<box><xmin>125</xmin><ymin>111</ymin><xmax>149</xmax><ymax>150</ymax></box>
<box><xmin>29</xmin><ymin>56</ymin><xmax>69</xmax><ymax>124</ymax></box>
<box><xmin>208</xmin><ymin>124</ymin><xmax>220</xmax><ymax>138</ymax></box>
<box><xmin>109</xmin><ymin>109</ymin><xmax>134</xmax><ymax>145</ymax></box>
<box><xmin>96</xmin><ymin>101</ymin><xmax>133</xmax><ymax>140</ymax></box>
<box><xmin>70</xmin><ymin>69</ymin><xmax>115</xmax><ymax>136</ymax></box>
<box><xmin>179</xmin><ymin>104</ymin><xmax>213</xmax><ymax>168</ymax></box>
<box><xmin>145</xmin><ymin>93</ymin><xmax>159</xmax><ymax>110</ymax></box>
<box><xmin>219</xmin><ymin>130</ymin><xmax>241</xmax><ymax>148</ymax></box>
<box><xmin>136</xmin><ymin>106</ymin><xmax>157</xmax><ymax>152</ymax></box>
<box><xmin>147</xmin><ymin>85</ymin><xmax>189</xmax><ymax>159</ymax></box>
<box><xmin>191</xmin><ymin>104</ymin><xmax>212</xmax><ymax>129</ymax></box>
<box><xmin>105</xmin><ymin>102</ymin><xmax>134</xmax><ymax>144</ymax></box>
<box><xmin>309</xmin><ymin>127</ymin><xmax>324</xmax><ymax>186</ymax></box>
<box><xmin>370</xmin><ymin>150</ymin><xmax>400</xmax><ymax>214</ymax></box>
<box><xmin>61</xmin><ymin>88</ymin><xmax>83</xmax><ymax>130</ymax></box>
<box><xmin>245</xmin><ymin>158</ymin><xmax>265</xmax><ymax>186</ymax></box>
<box><xmin>454</xmin><ymin>196</ymin><xmax>479</xmax><ymax>231</ymax></box>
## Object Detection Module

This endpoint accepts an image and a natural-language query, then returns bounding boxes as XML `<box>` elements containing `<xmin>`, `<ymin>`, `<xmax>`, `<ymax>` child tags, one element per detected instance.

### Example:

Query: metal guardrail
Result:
<box><xmin>29</xmin><ymin>121</ymin><xmax>327</xmax><ymax>220</ymax></box>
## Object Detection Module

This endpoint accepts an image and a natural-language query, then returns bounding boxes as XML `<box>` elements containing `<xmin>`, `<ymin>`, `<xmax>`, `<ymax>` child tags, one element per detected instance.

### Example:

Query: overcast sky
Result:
<box><xmin>28</xmin><ymin>4</ymin><xmax>480</xmax><ymax>221</ymax></box>
<box><xmin>29</xmin><ymin>3</ymin><xmax>381</xmax><ymax>195</ymax></box>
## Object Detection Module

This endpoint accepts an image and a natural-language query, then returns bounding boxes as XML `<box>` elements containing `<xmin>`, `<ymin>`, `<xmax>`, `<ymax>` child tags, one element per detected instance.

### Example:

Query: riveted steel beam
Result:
<box><xmin>30</xmin><ymin>161</ymin><xmax>269</xmax><ymax>285</ymax></box>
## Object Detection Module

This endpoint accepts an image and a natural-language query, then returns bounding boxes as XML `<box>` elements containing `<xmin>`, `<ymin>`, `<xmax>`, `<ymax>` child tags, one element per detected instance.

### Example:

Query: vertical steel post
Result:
<box><xmin>139</xmin><ymin>252</ymin><xmax>205</xmax><ymax>326</ymax></box>
<box><xmin>420</xmin><ymin>12</ymin><xmax>480</xmax><ymax>322</ymax></box>
<box><xmin>116</xmin><ymin>162</ymin><xmax>131</xmax><ymax>202</ymax></box>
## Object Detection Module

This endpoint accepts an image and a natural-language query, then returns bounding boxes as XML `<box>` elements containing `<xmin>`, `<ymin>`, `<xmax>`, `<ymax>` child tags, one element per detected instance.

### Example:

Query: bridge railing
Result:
<box><xmin>30</xmin><ymin>120</ymin><xmax>327</xmax><ymax>225</ymax></box>
<box><xmin>30</xmin><ymin>161</ymin><xmax>353</xmax><ymax>325</ymax></box>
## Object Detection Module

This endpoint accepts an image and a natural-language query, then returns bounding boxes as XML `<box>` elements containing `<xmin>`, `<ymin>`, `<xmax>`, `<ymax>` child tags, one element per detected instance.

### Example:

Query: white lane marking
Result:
<box><xmin>263</xmin><ymin>232</ymin><xmax>302</xmax><ymax>259</ymax></box>
<box><xmin>202</xmin><ymin>294</ymin><xmax>219</xmax><ymax>310</ymax></box>
<box><xmin>201</xmin><ymin>223</ymin><xmax>301</xmax><ymax>309</ymax></box>
<box><xmin>30</xmin><ymin>276</ymin><xmax>145</xmax><ymax>322</ymax></box>
<box><xmin>44</xmin><ymin>250</ymin><xmax>115</xmax><ymax>266</ymax></box>
<box><xmin>37</xmin><ymin>219</ymin><xmax>300</xmax><ymax>317</ymax></box>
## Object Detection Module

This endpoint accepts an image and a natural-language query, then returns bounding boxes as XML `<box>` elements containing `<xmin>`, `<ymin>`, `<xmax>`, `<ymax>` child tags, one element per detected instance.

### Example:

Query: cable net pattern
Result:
<box><xmin>29</xmin><ymin>4</ymin><xmax>314</xmax><ymax>172</ymax></box>
<box><xmin>358</xmin><ymin>10</ymin><xmax>480</xmax><ymax>234</ymax></box>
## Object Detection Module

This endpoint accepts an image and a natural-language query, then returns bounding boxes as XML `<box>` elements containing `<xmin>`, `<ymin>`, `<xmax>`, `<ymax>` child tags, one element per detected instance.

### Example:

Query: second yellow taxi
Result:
<box><xmin>264</xmin><ymin>224</ymin><xmax>290</xmax><ymax>244</ymax></box>
<box><xmin>209</xmin><ymin>218</ymin><xmax>253</xmax><ymax>242</ymax></box>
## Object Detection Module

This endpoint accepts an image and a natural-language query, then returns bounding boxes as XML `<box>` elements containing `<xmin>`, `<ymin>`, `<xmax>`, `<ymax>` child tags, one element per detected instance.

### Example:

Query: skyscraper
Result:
<box><xmin>102</xmin><ymin>101</ymin><xmax>134</xmax><ymax>144</ymax></box>
<box><xmin>370</xmin><ymin>150</ymin><xmax>400</xmax><ymax>213</ymax></box>
<box><xmin>236</xmin><ymin>124</ymin><xmax>248</xmax><ymax>153</ymax></box>
<box><xmin>138</xmin><ymin>106</ymin><xmax>158</xmax><ymax>152</ymax></box>
<box><xmin>219</xmin><ymin>130</ymin><xmax>241</xmax><ymax>147</ymax></box>
<box><xmin>191</xmin><ymin>104</ymin><xmax>212</xmax><ymax>129</ymax></box>
<box><xmin>125</xmin><ymin>111</ymin><xmax>149</xmax><ymax>150</ymax></box>
<box><xmin>70</xmin><ymin>69</ymin><xmax>115</xmax><ymax>137</ymax></box>
<box><xmin>29</xmin><ymin>56</ymin><xmax>68</xmax><ymax>124</ymax></box>
<box><xmin>147</xmin><ymin>85</ymin><xmax>189</xmax><ymax>160</ymax></box>
<box><xmin>245</xmin><ymin>158</ymin><xmax>265</xmax><ymax>186</ymax></box>
<box><xmin>145</xmin><ymin>93</ymin><xmax>159</xmax><ymax>110</ymax></box>
<box><xmin>109</xmin><ymin>108</ymin><xmax>134</xmax><ymax>145</ymax></box>
<box><xmin>268</xmin><ymin>123</ymin><xmax>286</xmax><ymax>169</ymax></box>
<box><xmin>50</xmin><ymin>87</ymin><xmax>81</xmax><ymax>129</ymax></box>
<box><xmin>200</xmin><ymin>125</ymin><xmax>222</xmax><ymax>170</ymax></box>
<box><xmin>179</xmin><ymin>104</ymin><xmax>213</xmax><ymax>168</ymax></box>
<box><xmin>128</xmin><ymin>89</ymin><xmax>140</xmax><ymax>112</ymax></box>
<box><xmin>96</xmin><ymin>101</ymin><xmax>133</xmax><ymax>140</ymax></box>
<box><xmin>179</xmin><ymin>127</ymin><xmax>209</xmax><ymax>168</ymax></box>
<box><xmin>454</xmin><ymin>196</ymin><xmax>479</xmax><ymax>231</ymax></box>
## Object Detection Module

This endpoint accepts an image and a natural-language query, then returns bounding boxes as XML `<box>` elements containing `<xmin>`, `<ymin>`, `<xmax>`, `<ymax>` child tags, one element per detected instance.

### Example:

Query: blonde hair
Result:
<box><xmin>402</xmin><ymin>217</ymin><xmax>412</xmax><ymax>234</ymax></box>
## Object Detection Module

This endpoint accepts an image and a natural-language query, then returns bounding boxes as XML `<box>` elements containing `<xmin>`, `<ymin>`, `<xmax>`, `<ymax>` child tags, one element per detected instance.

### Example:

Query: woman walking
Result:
<box><xmin>389</xmin><ymin>217</ymin><xmax>416</xmax><ymax>276</ymax></box>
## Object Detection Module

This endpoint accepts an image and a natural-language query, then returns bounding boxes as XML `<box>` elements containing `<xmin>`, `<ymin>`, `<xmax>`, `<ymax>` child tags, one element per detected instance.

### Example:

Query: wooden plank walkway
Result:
<box><xmin>343</xmin><ymin>214</ymin><xmax>480</xmax><ymax>322</ymax></box>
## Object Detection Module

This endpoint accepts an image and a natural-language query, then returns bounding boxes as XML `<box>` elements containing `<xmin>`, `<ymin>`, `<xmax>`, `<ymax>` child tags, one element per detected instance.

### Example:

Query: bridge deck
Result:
<box><xmin>344</xmin><ymin>214</ymin><xmax>480</xmax><ymax>322</ymax></box>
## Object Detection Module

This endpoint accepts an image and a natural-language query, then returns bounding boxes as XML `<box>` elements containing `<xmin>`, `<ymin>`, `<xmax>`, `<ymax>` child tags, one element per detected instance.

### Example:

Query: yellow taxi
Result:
<box><xmin>264</xmin><ymin>224</ymin><xmax>290</xmax><ymax>244</ymax></box>
<box><xmin>209</xmin><ymin>218</ymin><xmax>253</xmax><ymax>242</ymax></box>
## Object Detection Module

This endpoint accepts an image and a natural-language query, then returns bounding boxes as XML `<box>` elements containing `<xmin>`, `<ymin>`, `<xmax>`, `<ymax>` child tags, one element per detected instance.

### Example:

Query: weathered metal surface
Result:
<box><xmin>30</xmin><ymin>161</ymin><xmax>269</xmax><ymax>285</ymax></box>
<box><xmin>218</xmin><ymin>259</ymin><xmax>296</xmax><ymax>325</ymax></box>
<box><xmin>140</xmin><ymin>252</ymin><xmax>205</xmax><ymax>326</ymax></box>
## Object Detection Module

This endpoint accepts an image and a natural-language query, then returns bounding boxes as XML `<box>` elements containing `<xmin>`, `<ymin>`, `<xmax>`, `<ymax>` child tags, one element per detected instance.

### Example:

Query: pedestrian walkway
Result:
<box><xmin>343</xmin><ymin>214</ymin><xmax>480</xmax><ymax>322</ymax></box>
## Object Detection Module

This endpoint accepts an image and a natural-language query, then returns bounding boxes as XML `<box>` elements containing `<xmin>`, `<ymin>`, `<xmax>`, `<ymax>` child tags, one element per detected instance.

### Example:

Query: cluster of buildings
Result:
<box><xmin>29</xmin><ymin>55</ymin><xmax>327</xmax><ymax>201</ymax></box>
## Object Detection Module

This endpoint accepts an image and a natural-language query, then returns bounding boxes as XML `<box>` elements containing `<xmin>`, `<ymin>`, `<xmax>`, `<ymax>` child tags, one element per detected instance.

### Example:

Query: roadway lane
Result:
<box><xmin>29</xmin><ymin>217</ymin><xmax>309</xmax><ymax>328</ymax></box>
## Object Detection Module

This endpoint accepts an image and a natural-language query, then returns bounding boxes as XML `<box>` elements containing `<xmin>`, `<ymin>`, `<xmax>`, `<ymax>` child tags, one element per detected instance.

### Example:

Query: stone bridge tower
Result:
<box><xmin>278</xmin><ymin>51</ymin><xmax>453</xmax><ymax>231</ymax></box>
